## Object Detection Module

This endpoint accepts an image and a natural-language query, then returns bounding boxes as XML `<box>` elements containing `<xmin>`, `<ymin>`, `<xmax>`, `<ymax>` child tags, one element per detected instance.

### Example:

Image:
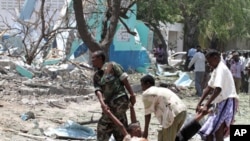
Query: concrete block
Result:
<box><xmin>0</xmin><ymin>60</ymin><xmax>15</xmax><ymax>68</ymax></box>
<box><xmin>16</xmin><ymin>65</ymin><xmax>34</xmax><ymax>79</ymax></box>
<box><xmin>18</xmin><ymin>87</ymin><xmax>49</xmax><ymax>95</ymax></box>
<box><xmin>43</xmin><ymin>58</ymin><xmax>61</xmax><ymax>66</ymax></box>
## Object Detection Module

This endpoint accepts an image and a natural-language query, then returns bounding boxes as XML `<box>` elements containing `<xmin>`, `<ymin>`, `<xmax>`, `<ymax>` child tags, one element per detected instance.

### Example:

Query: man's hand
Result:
<box><xmin>196</xmin><ymin>104</ymin><xmax>202</xmax><ymax>113</ymax></box>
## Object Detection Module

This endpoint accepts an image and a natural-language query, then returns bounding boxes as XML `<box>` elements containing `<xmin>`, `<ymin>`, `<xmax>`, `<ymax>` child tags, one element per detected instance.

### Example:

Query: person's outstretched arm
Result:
<box><xmin>196</xmin><ymin>86</ymin><xmax>213</xmax><ymax>112</ymax></box>
<box><xmin>103</xmin><ymin>109</ymin><xmax>128</xmax><ymax>136</ymax></box>
<box><xmin>122</xmin><ymin>78</ymin><xmax>136</xmax><ymax>106</ymax></box>
<box><xmin>143</xmin><ymin>114</ymin><xmax>151</xmax><ymax>138</ymax></box>
<box><xmin>130</xmin><ymin>106</ymin><xmax>137</xmax><ymax>123</ymax></box>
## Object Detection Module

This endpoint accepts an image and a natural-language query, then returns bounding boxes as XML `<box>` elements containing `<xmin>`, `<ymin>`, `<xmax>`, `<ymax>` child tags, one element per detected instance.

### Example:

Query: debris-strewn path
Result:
<box><xmin>0</xmin><ymin>73</ymin><xmax>249</xmax><ymax>141</ymax></box>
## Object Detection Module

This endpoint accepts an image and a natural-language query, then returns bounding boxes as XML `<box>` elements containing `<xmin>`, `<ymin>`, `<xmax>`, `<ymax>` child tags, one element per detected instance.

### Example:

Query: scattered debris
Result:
<box><xmin>44</xmin><ymin>120</ymin><xmax>96</xmax><ymax>140</ymax></box>
<box><xmin>174</xmin><ymin>72</ymin><xmax>193</xmax><ymax>87</ymax></box>
<box><xmin>20</xmin><ymin>111</ymin><xmax>35</xmax><ymax>121</ymax></box>
<box><xmin>47</xmin><ymin>100</ymin><xmax>66</xmax><ymax>109</ymax></box>
<box><xmin>1</xmin><ymin>127</ymin><xmax>47</xmax><ymax>140</ymax></box>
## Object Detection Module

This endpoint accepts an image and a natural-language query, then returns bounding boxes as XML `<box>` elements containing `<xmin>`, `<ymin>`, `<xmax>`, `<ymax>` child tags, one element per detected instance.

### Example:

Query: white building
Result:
<box><xmin>160</xmin><ymin>22</ymin><xmax>184</xmax><ymax>52</ymax></box>
<box><xmin>0</xmin><ymin>0</ymin><xmax>65</xmax><ymax>29</ymax></box>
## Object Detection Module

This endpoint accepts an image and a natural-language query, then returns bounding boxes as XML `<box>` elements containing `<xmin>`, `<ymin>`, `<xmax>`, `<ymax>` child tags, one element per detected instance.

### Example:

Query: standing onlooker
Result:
<box><xmin>241</xmin><ymin>52</ymin><xmax>249</xmax><ymax>93</ymax></box>
<box><xmin>156</xmin><ymin>44</ymin><xmax>166</xmax><ymax>64</ymax></box>
<box><xmin>140</xmin><ymin>75</ymin><xmax>187</xmax><ymax>141</ymax></box>
<box><xmin>196</xmin><ymin>50</ymin><xmax>239</xmax><ymax>141</ymax></box>
<box><xmin>245</xmin><ymin>53</ymin><xmax>250</xmax><ymax>94</ymax></box>
<box><xmin>230</xmin><ymin>52</ymin><xmax>244</xmax><ymax>94</ymax></box>
<box><xmin>185</xmin><ymin>46</ymin><xmax>197</xmax><ymax>71</ymax></box>
<box><xmin>92</xmin><ymin>50</ymin><xmax>136</xmax><ymax>141</ymax></box>
<box><xmin>188</xmin><ymin>45</ymin><xmax>206</xmax><ymax>97</ymax></box>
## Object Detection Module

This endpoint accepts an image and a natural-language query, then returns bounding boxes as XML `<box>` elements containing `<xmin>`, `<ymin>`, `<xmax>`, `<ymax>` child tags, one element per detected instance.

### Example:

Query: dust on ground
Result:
<box><xmin>0</xmin><ymin>73</ymin><xmax>249</xmax><ymax>141</ymax></box>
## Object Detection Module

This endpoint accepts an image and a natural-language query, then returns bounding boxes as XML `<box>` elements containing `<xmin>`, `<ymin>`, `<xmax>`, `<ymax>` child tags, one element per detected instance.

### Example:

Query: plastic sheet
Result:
<box><xmin>174</xmin><ymin>72</ymin><xmax>192</xmax><ymax>87</ymax></box>
<box><xmin>44</xmin><ymin>120</ymin><xmax>96</xmax><ymax>140</ymax></box>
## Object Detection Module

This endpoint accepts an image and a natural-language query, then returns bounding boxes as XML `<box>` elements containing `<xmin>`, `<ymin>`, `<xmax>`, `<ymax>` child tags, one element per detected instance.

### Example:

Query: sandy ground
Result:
<box><xmin>0</xmin><ymin>74</ymin><xmax>250</xmax><ymax>141</ymax></box>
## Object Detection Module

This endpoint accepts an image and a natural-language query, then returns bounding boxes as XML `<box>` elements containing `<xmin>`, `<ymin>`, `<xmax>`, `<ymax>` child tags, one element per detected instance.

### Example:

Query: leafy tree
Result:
<box><xmin>177</xmin><ymin>0</ymin><xmax>250</xmax><ymax>50</ymax></box>
<box><xmin>137</xmin><ymin>0</ymin><xmax>180</xmax><ymax>64</ymax></box>
<box><xmin>138</xmin><ymin>0</ymin><xmax>250</xmax><ymax>52</ymax></box>
<box><xmin>198</xmin><ymin>0</ymin><xmax>250</xmax><ymax>50</ymax></box>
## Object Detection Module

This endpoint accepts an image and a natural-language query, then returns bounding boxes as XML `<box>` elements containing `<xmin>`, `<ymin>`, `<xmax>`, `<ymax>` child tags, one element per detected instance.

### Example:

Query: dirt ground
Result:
<box><xmin>0</xmin><ymin>73</ymin><xmax>250</xmax><ymax>141</ymax></box>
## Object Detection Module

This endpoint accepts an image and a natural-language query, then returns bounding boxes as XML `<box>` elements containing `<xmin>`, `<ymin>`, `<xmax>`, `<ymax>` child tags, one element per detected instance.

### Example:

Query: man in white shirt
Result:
<box><xmin>197</xmin><ymin>50</ymin><xmax>239</xmax><ymax>141</ymax></box>
<box><xmin>241</xmin><ymin>52</ymin><xmax>250</xmax><ymax>93</ymax></box>
<box><xmin>140</xmin><ymin>75</ymin><xmax>187</xmax><ymax>141</ymax></box>
<box><xmin>245</xmin><ymin>54</ymin><xmax>250</xmax><ymax>94</ymax></box>
<box><xmin>188</xmin><ymin>45</ymin><xmax>206</xmax><ymax>97</ymax></box>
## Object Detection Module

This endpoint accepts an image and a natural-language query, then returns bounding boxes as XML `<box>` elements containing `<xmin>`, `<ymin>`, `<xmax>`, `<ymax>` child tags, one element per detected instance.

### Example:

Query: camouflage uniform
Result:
<box><xmin>93</xmin><ymin>61</ymin><xmax>130</xmax><ymax>141</ymax></box>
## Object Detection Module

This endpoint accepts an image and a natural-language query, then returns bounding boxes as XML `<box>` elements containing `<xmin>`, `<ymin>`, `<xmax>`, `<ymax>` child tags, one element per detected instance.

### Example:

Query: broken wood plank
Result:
<box><xmin>78</xmin><ymin>119</ymin><xmax>99</xmax><ymax>125</ymax></box>
<box><xmin>48</xmin><ymin>101</ymin><xmax>66</xmax><ymax>109</ymax></box>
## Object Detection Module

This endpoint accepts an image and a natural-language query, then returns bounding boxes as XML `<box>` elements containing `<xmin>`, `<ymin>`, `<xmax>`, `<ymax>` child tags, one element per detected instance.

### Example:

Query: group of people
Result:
<box><xmin>153</xmin><ymin>44</ymin><xmax>166</xmax><ymax>64</ymax></box>
<box><xmin>222</xmin><ymin>51</ymin><xmax>250</xmax><ymax>94</ymax></box>
<box><xmin>153</xmin><ymin>44</ymin><xmax>176</xmax><ymax>64</ymax></box>
<box><xmin>91</xmin><ymin>49</ymin><xmax>239</xmax><ymax>141</ymax></box>
<box><xmin>187</xmin><ymin>45</ymin><xmax>250</xmax><ymax>97</ymax></box>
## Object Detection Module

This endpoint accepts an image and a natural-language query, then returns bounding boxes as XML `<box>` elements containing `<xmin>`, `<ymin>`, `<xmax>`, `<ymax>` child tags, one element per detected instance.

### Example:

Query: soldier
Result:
<box><xmin>92</xmin><ymin>50</ymin><xmax>136</xmax><ymax>141</ymax></box>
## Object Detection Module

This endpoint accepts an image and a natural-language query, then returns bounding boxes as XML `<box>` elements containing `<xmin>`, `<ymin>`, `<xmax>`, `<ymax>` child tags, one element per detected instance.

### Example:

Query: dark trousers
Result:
<box><xmin>175</xmin><ymin>119</ymin><xmax>201</xmax><ymax>141</ymax></box>
<box><xmin>241</xmin><ymin>73</ymin><xmax>249</xmax><ymax>93</ymax></box>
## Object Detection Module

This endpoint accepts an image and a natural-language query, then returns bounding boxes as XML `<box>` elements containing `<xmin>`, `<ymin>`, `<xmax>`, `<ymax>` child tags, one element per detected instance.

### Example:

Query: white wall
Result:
<box><xmin>160</xmin><ymin>22</ymin><xmax>184</xmax><ymax>52</ymax></box>
<box><xmin>0</xmin><ymin>0</ymin><xmax>65</xmax><ymax>29</ymax></box>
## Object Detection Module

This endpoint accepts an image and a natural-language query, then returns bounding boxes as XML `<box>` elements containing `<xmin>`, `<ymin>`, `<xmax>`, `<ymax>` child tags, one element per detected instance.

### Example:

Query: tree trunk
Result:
<box><xmin>152</xmin><ymin>24</ymin><xmax>169</xmax><ymax>65</ymax></box>
<box><xmin>209</xmin><ymin>34</ymin><xmax>219</xmax><ymax>49</ymax></box>
<box><xmin>183</xmin><ymin>17</ymin><xmax>199</xmax><ymax>51</ymax></box>
<box><xmin>73</xmin><ymin>0</ymin><xmax>121</xmax><ymax>62</ymax></box>
<box><xmin>73</xmin><ymin>0</ymin><xmax>101</xmax><ymax>53</ymax></box>
<box><xmin>26</xmin><ymin>55</ymin><xmax>33</xmax><ymax>65</ymax></box>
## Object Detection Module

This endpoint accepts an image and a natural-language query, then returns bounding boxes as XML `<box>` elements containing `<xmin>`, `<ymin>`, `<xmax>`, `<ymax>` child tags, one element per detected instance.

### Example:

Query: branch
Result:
<box><xmin>40</xmin><ymin>0</ymin><xmax>46</xmax><ymax>37</ymax></box>
<box><xmin>119</xmin><ymin>17</ymin><xmax>137</xmax><ymax>36</ymax></box>
<box><xmin>100</xmin><ymin>0</ymin><xmax>121</xmax><ymax>47</ymax></box>
<box><xmin>73</xmin><ymin>0</ymin><xmax>100</xmax><ymax>52</ymax></box>
<box><xmin>100</xmin><ymin>8</ymin><xmax>111</xmax><ymax>43</ymax></box>
<box><xmin>120</xmin><ymin>1</ymin><xmax>136</xmax><ymax>19</ymax></box>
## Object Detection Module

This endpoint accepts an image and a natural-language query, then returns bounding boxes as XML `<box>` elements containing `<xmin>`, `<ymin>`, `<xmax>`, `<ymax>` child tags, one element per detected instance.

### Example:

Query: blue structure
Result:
<box><xmin>67</xmin><ymin>39</ymin><xmax>88</xmax><ymax>59</ymax></box>
<box><xmin>109</xmin><ymin>43</ymin><xmax>150</xmax><ymax>71</ymax></box>
<box><xmin>35</xmin><ymin>0</ymin><xmax>153</xmax><ymax>72</ymax></box>
<box><xmin>108</xmin><ymin>3</ymin><xmax>153</xmax><ymax>71</ymax></box>
<box><xmin>19</xmin><ymin>0</ymin><xmax>36</xmax><ymax>20</ymax></box>
<box><xmin>135</xmin><ymin>20</ymin><xmax>154</xmax><ymax>50</ymax></box>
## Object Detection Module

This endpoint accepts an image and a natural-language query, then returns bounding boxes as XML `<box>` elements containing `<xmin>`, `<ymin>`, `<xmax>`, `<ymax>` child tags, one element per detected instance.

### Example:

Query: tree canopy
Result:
<box><xmin>137</xmin><ymin>0</ymin><xmax>250</xmax><ymax>50</ymax></box>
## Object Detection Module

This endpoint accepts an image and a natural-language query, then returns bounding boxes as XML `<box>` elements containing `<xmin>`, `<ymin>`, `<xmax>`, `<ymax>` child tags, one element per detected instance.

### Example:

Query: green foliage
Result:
<box><xmin>137</xmin><ymin>0</ymin><xmax>180</xmax><ymax>25</ymax></box>
<box><xmin>198</xmin><ymin>0</ymin><xmax>250</xmax><ymax>42</ymax></box>
<box><xmin>137</xmin><ymin>0</ymin><xmax>250</xmax><ymax>49</ymax></box>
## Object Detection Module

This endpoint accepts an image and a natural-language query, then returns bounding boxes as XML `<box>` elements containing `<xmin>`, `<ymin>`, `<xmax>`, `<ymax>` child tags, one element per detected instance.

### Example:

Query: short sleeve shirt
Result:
<box><xmin>142</xmin><ymin>86</ymin><xmax>186</xmax><ymax>128</ymax></box>
<box><xmin>93</xmin><ymin>62</ymin><xmax>128</xmax><ymax>101</ymax></box>
<box><xmin>208</xmin><ymin>61</ymin><xmax>239</xmax><ymax>103</ymax></box>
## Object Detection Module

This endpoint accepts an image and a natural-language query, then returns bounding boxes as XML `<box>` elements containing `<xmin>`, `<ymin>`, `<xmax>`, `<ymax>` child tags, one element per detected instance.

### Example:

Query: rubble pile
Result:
<box><xmin>0</xmin><ymin>56</ymin><xmax>95</xmax><ymax>99</ymax></box>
